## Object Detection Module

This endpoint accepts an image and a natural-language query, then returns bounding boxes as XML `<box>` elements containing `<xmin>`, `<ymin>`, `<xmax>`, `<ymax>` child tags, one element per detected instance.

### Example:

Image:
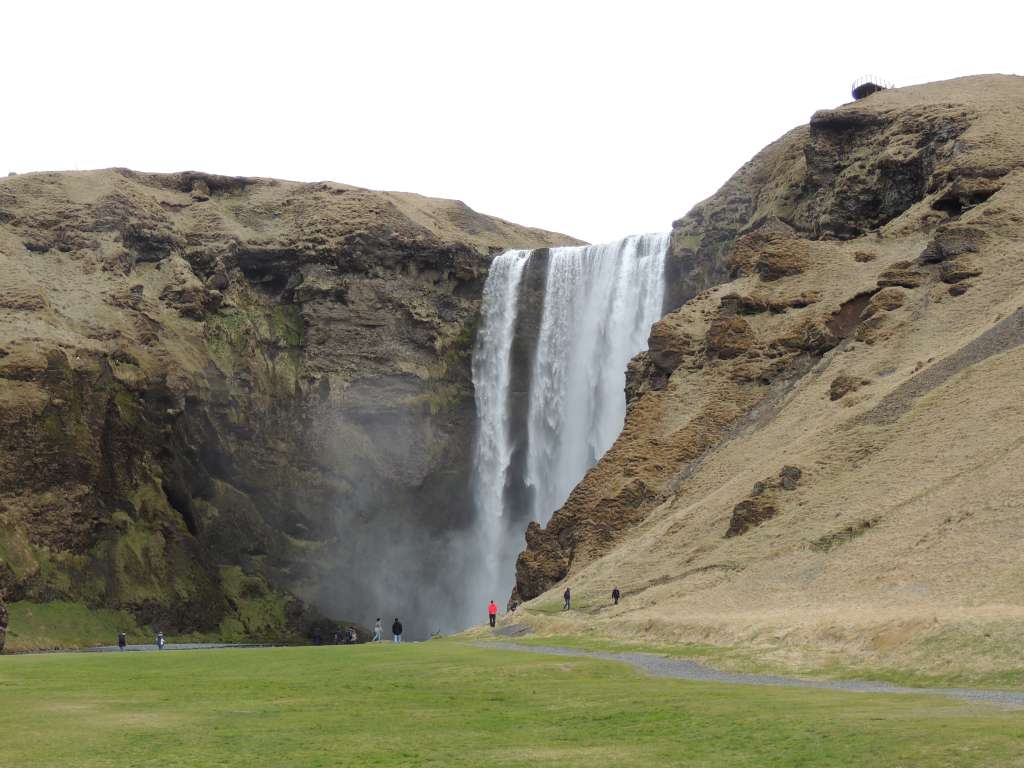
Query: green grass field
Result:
<box><xmin>1</xmin><ymin>641</ymin><xmax>1021</xmax><ymax>767</ymax></box>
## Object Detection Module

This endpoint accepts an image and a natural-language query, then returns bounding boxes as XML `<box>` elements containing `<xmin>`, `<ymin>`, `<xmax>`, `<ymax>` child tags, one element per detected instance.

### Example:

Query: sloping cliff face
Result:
<box><xmin>0</xmin><ymin>169</ymin><xmax>577</xmax><ymax>644</ymax></box>
<box><xmin>514</xmin><ymin>75</ymin><xmax>1024</xmax><ymax>666</ymax></box>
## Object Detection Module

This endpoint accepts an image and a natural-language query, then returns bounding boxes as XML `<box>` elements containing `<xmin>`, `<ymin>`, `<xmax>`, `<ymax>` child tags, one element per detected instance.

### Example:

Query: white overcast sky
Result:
<box><xmin>3</xmin><ymin>2</ymin><xmax>1020</xmax><ymax>243</ymax></box>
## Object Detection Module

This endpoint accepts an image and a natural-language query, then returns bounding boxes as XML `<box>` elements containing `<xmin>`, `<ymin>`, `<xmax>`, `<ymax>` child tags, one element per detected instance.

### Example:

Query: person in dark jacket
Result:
<box><xmin>392</xmin><ymin>618</ymin><xmax>403</xmax><ymax>643</ymax></box>
<box><xmin>612</xmin><ymin>587</ymin><xmax>621</xmax><ymax>605</ymax></box>
<box><xmin>563</xmin><ymin>587</ymin><xmax>571</xmax><ymax>610</ymax></box>
<box><xmin>118</xmin><ymin>632</ymin><xmax>127</xmax><ymax>651</ymax></box>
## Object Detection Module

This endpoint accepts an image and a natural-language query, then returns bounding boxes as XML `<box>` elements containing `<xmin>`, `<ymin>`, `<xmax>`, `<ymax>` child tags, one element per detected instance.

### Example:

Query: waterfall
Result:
<box><xmin>470</xmin><ymin>233</ymin><xmax>667</xmax><ymax>603</ymax></box>
<box><xmin>525</xmin><ymin>233</ymin><xmax>667</xmax><ymax>523</ymax></box>
<box><xmin>470</xmin><ymin>249</ymin><xmax>531</xmax><ymax>585</ymax></box>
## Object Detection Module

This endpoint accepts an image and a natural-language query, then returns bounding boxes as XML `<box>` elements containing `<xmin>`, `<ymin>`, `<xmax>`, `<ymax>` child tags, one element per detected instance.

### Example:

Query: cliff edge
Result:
<box><xmin>514</xmin><ymin>75</ymin><xmax>1024</xmax><ymax>676</ymax></box>
<box><xmin>0</xmin><ymin>169</ymin><xmax>577</xmax><ymax>648</ymax></box>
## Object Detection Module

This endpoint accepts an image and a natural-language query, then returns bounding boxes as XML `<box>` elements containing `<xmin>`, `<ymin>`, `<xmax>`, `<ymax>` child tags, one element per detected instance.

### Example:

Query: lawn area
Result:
<box><xmin>1</xmin><ymin>640</ymin><xmax>1021</xmax><ymax>767</ymax></box>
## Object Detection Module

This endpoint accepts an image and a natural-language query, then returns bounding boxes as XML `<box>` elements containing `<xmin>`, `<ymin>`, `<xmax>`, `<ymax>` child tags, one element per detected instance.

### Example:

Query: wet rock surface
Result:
<box><xmin>0</xmin><ymin>169</ymin><xmax>577</xmax><ymax>640</ymax></box>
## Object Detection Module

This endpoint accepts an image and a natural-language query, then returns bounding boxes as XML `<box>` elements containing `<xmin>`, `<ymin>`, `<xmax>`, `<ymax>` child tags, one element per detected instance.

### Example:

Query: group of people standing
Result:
<box><xmin>331</xmin><ymin>627</ymin><xmax>359</xmax><ymax>645</ymax></box>
<box><xmin>116</xmin><ymin>631</ymin><xmax>164</xmax><ymax>651</ymax></box>
<box><xmin>485</xmin><ymin>585</ymin><xmax>622</xmax><ymax>627</ymax></box>
<box><xmin>561</xmin><ymin>586</ymin><xmax>622</xmax><ymax>611</ymax></box>
<box><xmin>113</xmin><ymin>586</ymin><xmax>627</xmax><ymax>653</ymax></box>
<box><xmin>372</xmin><ymin>618</ymin><xmax>404</xmax><ymax>643</ymax></box>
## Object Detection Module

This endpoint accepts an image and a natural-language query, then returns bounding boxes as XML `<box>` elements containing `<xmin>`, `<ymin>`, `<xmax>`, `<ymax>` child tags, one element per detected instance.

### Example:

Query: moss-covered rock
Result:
<box><xmin>0</xmin><ymin>168</ymin><xmax>577</xmax><ymax>646</ymax></box>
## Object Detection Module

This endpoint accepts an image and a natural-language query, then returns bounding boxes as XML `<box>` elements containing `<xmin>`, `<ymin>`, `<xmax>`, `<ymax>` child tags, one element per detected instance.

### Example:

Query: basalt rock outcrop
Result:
<box><xmin>0</xmin><ymin>169</ymin><xmax>577</xmax><ymax>644</ymax></box>
<box><xmin>514</xmin><ymin>67</ymin><xmax>1024</xmax><ymax>675</ymax></box>
<box><xmin>725</xmin><ymin>466</ymin><xmax>802</xmax><ymax>537</ymax></box>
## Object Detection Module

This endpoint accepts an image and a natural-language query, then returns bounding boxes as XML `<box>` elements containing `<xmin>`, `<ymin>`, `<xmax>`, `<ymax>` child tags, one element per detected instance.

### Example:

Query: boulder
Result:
<box><xmin>878</xmin><ymin>261</ymin><xmax>927</xmax><ymax>289</ymax></box>
<box><xmin>939</xmin><ymin>258</ymin><xmax>983</xmax><ymax>284</ymax></box>
<box><xmin>726</xmin><ymin>466</ymin><xmax>804</xmax><ymax>537</ymax></box>
<box><xmin>830</xmin><ymin>374</ymin><xmax>871</xmax><ymax>401</ymax></box>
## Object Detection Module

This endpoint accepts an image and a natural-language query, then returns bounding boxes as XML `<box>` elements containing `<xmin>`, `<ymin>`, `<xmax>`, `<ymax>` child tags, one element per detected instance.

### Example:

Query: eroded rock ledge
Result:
<box><xmin>515</xmin><ymin>74</ymin><xmax>1024</xmax><ymax>602</ymax></box>
<box><xmin>0</xmin><ymin>169</ymin><xmax>577</xmax><ymax>642</ymax></box>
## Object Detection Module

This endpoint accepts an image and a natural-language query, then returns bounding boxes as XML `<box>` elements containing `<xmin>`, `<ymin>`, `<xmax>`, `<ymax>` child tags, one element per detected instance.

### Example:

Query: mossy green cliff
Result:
<box><xmin>0</xmin><ymin>169</ymin><xmax>577</xmax><ymax>648</ymax></box>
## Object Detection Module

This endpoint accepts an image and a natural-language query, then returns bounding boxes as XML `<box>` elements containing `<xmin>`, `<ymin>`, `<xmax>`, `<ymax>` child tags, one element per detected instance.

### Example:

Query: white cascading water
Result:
<box><xmin>525</xmin><ymin>233</ymin><xmax>667</xmax><ymax>523</ymax></box>
<box><xmin>470</xmin><ymin>249</ymin><xmax>531</xmax><ymax>587</ymax></box>
<box><xmin>470</xmin><ymin>233</ymin><xmax>667</xmax><ymax>609</ymax></box>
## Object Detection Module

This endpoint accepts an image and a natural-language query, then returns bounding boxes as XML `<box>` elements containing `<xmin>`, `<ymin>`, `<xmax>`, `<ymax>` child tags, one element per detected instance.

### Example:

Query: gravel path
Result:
<box><xmin>479</xmin><ymin>642</ymin><xmax>1024</xmax><ymax>708</ymax></box>
<box><xmin>13</xmin><ymin>643</ymin><xmax>275</xmax><ymax>655</ymax></box>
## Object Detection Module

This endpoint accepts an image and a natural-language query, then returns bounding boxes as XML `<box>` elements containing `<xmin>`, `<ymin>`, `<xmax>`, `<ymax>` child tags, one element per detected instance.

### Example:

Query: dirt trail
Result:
<box><xmin>478</xmin><ymin>642</ymin><xmax>1024</xmax><ymax>708</ymax></box>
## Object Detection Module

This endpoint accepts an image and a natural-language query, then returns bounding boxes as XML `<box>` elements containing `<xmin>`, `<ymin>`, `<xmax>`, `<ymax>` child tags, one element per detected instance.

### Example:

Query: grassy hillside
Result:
<box><xmin>515</xmin><ymin>75</ymin><xmax>1024</xmax><ymax>678</ymax></box>
<box><xmin>1</xmin><ymin>642</ymin><xmax>1021</xmax><ymax>767</ymax></box>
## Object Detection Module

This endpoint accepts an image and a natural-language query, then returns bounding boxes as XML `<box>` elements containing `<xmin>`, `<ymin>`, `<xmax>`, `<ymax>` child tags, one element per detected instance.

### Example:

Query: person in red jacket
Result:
<box><xmin>488</xmin><ymin>600</ymin><xmax>498</xmax><ymax>628</ymax></box>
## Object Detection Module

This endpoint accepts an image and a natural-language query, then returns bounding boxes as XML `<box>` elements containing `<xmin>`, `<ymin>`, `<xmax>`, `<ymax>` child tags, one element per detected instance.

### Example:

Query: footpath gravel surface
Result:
<box><xmin>479</xmin><ymin>642</ymin><xmax>1024</xmax><ymax>708</ymax></box>
<box><xmin>10</xmin><ymin>643</ymin><xmax>275</xmax><ymax>655</ymax></box>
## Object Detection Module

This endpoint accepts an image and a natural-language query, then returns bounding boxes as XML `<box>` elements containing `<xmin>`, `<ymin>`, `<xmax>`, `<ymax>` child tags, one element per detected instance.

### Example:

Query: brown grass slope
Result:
<box><xmin>513</xmin><ymin>75</ymin><xmax>1024</xmax><ymax>677</ymax></box>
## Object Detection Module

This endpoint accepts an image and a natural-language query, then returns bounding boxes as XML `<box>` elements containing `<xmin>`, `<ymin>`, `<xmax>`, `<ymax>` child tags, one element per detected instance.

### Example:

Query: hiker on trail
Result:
<box><xmin>373</xmin><ymin>618</ymin><xmax>383</xmax><ymax>642</ymax></box>
<box><xmin>118</xmin><ymin>632</ymin><xmax>127</xmax><ymax>651</ymax></box>
<box><xmin>509</xmin><ymin>600</ymin><xmax>518</xmax><ymax>613</ymax></box>
<box><xmin>392</xmin><ymin>618</ymin><xmax>403</xmax><ymax>643</ymax></box>
<box><xmin>563</xmin><ymin>587</ymin><xmax>571</xmax><ymax>610</ymax></box>
<box><xmin>612</xmin><ymin>587</ymin><xmax>621</xmax><ymax>606</ymax></box>
<box><xmin>488</xmin><ymin>600</ymin><xmax>498</xmax><ymax>628</ymax></box>
<box><xmin>156</xmin><ymin>632</ymin><xmax>165</xmax><ymax>651</ymax></box>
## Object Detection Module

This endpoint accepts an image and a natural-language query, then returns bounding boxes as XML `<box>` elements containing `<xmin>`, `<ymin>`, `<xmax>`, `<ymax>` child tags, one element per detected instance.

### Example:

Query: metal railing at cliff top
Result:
<box><xmin>851</xmin><ymin>75</ymin><xmax>894</xmax><ymax>99</ymax></box>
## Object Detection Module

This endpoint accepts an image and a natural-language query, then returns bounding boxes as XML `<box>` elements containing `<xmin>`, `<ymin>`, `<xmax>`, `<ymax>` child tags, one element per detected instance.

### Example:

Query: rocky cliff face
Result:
<box><xmin>0</xmin><ymin>169</ymin><xmax>577</xmax><ymax>644</ymax></box>
<box><xmin>514</xmin><ymin>75</ymin><xmax>1024</xmax><ymax>670</ymax></box>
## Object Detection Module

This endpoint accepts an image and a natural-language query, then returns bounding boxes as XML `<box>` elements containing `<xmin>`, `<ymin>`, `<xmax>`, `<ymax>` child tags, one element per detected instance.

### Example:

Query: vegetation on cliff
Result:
<box><xmin>0</xmin><ymin>169</ymin><xmax>576</xmax><ymax>648</ymax></box>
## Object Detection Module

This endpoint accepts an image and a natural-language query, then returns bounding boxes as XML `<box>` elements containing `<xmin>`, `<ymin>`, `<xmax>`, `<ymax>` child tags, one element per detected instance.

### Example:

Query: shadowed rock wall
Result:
<box><xmin>0</xmin><ymin>169</ymin><xmax>578</xmax><ymax>641</ymax></box>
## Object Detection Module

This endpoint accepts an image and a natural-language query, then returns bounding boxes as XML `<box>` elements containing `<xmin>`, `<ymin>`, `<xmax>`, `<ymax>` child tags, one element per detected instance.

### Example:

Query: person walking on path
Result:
<box><xmin>156</xmin><ymin>631</ymin><xmax>165</xmax><ymax>651</ymax></box>
<box><xmin>373</xmin><ymin>618</ymin><xmax>383</xmax><ymax>642</ymax></box>
<box><xmin>392</xmin><ymin>618</ymin><xmax>403</xmax><ymax>644</ymax></box>
<box><xmin>488</xmin><ymin>600</ymin><xmax>498</xmax><ymax>628</ymax></box>
<box><xmin>612</xmin><ymin>587</ymin><xmax>620</xmax><ymax>606</ymax></box>
<box><xmin>118</xmin><ymin>632</ymin><xmax>127</xmax><ymax>651</ymax></box>
<box><xmin>563</xmin><ymin>587</ymin><xmax>571</xmax><ymax>610</ymax></box>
